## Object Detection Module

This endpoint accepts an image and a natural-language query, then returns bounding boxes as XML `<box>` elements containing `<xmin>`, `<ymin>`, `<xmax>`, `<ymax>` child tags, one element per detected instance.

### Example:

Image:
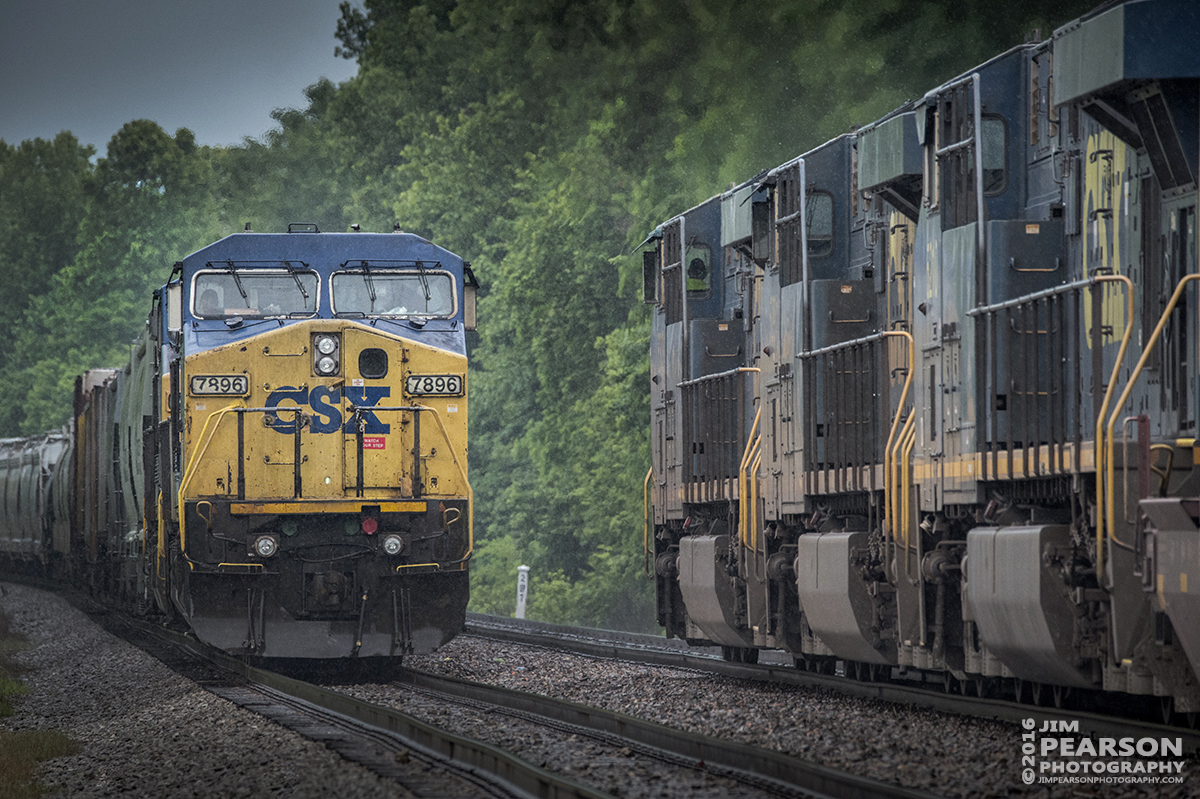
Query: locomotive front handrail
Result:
<box><xmin>888</xmin><ymin>413</ymin><xmax>916</xmax><ymax>586</ymax></box>
<box><xmin>178</xmin><ymin>403</ymin><xmax>250</xmax><ymax>559</ymax></box>
<box><xmin>178</xmin><ymin>402</ymin><xmax>472</xmax><ymax>568</ymax></box>
<box><xmin>346</xmin><ymin>404</ymin><xmax>473</xmax><ymax>563</ymax></box>
<box><xmin>1103</xmin><ymin>273</ymin><xmax>1198</xmax><ymax>573</ymax></box>
<box><xmin>643</xmin><ymin>467</ymin><xmax>653</xmax><ymax>577</ymax></box>
<box><xmin>901</xmin><ymin>413</ymin><xmax>919</xmax><ymax>589</ymax></box>
<box><xmin>750</xmin><ymin>447</ymin><xmax>764</xmax><ymax>562</ymax></box>
<box><xmin>737</xmin><ymin>410</ymin><xmax>762</xmax><ymax>551</ymax></box>
<box><xmin>884</xmin><ymin>331</ymin><xmax>915</xmax><ymax>575</ymax></box>
<box><xmin>965</xmin><ymin>275</ymin><xmax>1096</xmax><ymax>316</ymax></box>
<box><xmin>343</xmin><ymin>403</ymin><xmax>428</xmax><ymax>499</ymax></box>
<box><xmin>1088</xmin><ymin>274</ymin><xmax>1134</xmax><ymax>573</ymax></box>
<box><xmin>179</xmin><ymin>404</ymin><xmax>310</xmax><ymax>562</ymax></box>
<box><xmin>678</xmin><ymin>365</ymin><xmax>760</xmax><ymax>387</ymax></box>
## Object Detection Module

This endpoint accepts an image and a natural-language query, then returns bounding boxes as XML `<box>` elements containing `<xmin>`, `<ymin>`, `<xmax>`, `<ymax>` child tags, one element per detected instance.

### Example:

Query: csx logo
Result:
<box><xmin>266</xmin><ymin>386</ymin><xmax>390</xmax><ymax>435</ymax></box>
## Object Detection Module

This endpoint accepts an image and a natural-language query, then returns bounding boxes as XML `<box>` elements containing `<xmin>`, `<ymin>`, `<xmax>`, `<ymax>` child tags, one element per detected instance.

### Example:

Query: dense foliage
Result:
<box><xmin>0</xmin><ymin>0</ymin><xmax>1092</xmax><ymax>630</ymax></box>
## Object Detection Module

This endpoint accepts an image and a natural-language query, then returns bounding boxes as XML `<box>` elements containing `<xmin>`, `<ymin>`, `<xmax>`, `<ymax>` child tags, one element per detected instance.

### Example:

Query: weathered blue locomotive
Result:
<box><xmin>0</xmin><ymin>225</ymin><xmax>478</xmax><ymax>660</ymax></box>
<box><xmin>643</xmin><ymin>0</ymin><xmax>1200</xmax><ymax>713</ymax></box>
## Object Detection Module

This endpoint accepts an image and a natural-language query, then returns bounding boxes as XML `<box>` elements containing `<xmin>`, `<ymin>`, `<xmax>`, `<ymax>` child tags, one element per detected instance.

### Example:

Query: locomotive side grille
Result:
<box><xmin>970</xmin><ymin>281</ymin><xmax>1093</xmax><ymax>480</ymax></box>
<box><xmin>800</xmin><ymin>337</ymin><xmax>889</xmax><ymax>492</ymax></box>
<box><xmin>680</xmin><ymin>368</ymin><xmax>755</xmax><ymax>503</ymax></box>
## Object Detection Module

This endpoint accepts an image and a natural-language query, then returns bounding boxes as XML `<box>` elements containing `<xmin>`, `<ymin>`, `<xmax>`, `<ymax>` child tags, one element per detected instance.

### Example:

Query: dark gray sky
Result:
<box><xmin>1</xmin><ymin>0</ymin><xmax>361</xmax><ymax>152</ymax></box>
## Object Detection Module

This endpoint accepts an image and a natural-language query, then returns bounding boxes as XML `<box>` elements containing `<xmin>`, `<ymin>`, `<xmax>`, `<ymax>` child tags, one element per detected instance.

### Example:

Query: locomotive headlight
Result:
<box><xmin>254</xmin><ymin>535</ymin><xmax>279</xmax><ymax>558</ymax></box>
<box><xmin>312</xmin><ymin>333</ymin><xmax>341</xmax><ymax>376</ymax></box>
<box><xmin>382</xmin><ymin>534</ymin><xmax>404</xmax><ymax>556</ymax></box>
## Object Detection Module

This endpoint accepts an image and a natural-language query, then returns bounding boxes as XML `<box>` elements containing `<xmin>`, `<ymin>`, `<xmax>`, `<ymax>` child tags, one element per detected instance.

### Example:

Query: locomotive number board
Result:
<box><xmin>190</xmin><ymin>374</ymin><xmax>250</xmax><ymax>396</ymax></box>
<box><xmin>405</xmin><ymin>374</ymin><xmax>464</xmax><ymax>396</ymax></box>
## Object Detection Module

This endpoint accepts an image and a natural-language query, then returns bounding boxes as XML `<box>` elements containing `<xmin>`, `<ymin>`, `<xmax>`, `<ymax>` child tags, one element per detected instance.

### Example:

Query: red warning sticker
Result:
<box><xmin>363</xmin><ymin>437</ymin><xmax>386</xmax><ymax>450</ymax></box>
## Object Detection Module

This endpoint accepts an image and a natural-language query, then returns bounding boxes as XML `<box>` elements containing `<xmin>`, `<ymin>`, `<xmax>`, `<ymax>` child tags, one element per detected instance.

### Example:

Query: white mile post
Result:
<box><xmin>515</xmin><ymin>565</ymin><xmax>530</xmax><ymax>619</ymax></box>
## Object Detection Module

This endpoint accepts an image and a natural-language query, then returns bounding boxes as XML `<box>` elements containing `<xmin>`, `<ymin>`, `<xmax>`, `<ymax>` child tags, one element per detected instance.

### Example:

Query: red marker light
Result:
<box><xmin>361</xmin><ymin>517</ymin><xmax>378</xmax><ymax>535</ymax></box>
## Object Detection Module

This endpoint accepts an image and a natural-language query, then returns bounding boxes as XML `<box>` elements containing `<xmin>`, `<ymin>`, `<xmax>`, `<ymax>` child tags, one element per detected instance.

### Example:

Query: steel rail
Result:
<box><xmin>397</xmin><ymin>665</ymin><xmax>940</xmax><ymax>799</ymax></box>
<box><xmin>86</xmin><ymin>605</ymin><xmax>614</xmax><ymax>799</ymax></box>
<box><xmin>463</xmin><ymin>614</ymin><xmax>1200</xmax><ymax>755</ymax></box>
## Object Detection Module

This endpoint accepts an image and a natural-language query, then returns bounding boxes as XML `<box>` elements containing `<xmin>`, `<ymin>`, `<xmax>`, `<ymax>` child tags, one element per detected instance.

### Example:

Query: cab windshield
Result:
<box><xmin>332</xmin><ymin>271</ymin><xmax>455</xmax><ymax>317</ymax></box>
<box><xmin>193</xmin><ymin>270</ymin><xmax>318</xmax><ymax>318</ymax></box>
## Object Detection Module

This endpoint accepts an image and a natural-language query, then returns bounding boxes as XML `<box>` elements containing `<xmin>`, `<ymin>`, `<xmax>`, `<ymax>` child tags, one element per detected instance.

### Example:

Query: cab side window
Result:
<box><xmin>685</xmin><ymin>244</ymin><xmax>712</xmax><ymax>298</ymax></box>
<box><xmin>807</xmin><ymin>192</ymin><xmax>834</xmax><ymax>258</ymax></box>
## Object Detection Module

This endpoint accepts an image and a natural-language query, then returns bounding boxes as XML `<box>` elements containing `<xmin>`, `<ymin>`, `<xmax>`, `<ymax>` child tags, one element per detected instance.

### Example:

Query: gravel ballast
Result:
<box><xmin>0</xmin><ymin>583</ymin><xmax>412</xmax><ymax>799</ymax></box>
<box><xmin>378</xmin><ymin>635</ymin><xmax>1199</xmax><ymax>799</ymax></box>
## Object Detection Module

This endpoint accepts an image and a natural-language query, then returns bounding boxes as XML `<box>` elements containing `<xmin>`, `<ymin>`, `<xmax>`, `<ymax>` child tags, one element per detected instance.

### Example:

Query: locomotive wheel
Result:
<box><xmin>1052</xmin><ymin>685</ymin><xmax>1069</xmax><ymax>709</ymax></box>
<box><xmin>1027</xmin><ymin>682</ymin><xmax>1045</xmax><ymax>706</ymax></box>
<box><xmin>721</xmin><ymin>646</ymin><xmax>759</xmax><ymax>664</ymax></box>
<box><xmin>1161</xmin><ymin>697</ymin><xmax>1175</xmax><ymax>725</ymax></box>
<box><xmin>796</xmin><ymin>657</ymin><xmax>821</xmax><ymax>673</ymax></box>
<box><xmin>856</xmin><ymin>663</ymin><xmax>886</xmax><ymax>682</ymax></box>
<box><xmin>943</xmin><ymin>673</ymin><xmax>957</xmax><ymax>694</ymax></box>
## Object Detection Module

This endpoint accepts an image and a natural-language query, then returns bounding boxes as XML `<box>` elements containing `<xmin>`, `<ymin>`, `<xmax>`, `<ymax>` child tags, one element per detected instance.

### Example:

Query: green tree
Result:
<box><xmin>14</xmin><ymin>121</ymin><xmax>222</xmax><ymax>433</ymax></box>
<box><xmin>0</xmin><ymin>133</ymin><xmax>94</xmax><ymax>434</ymax></box>
<box><xmin>214</xmin><ymin>79</ymin><xmax>352</xmax><ymax>235</ymax></box>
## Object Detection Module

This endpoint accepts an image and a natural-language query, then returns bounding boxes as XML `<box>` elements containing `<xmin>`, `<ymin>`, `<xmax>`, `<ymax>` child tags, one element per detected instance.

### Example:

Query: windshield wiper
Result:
<box><xmin>221</xmin><ymin>260</ymin><xmax>248</xmax><ymax>301</ymax></box>
<box><xmin>282</xmin><ymin>260</ymin><xmax>310</xmax><ymax>301</ymax></box>
<box><xmin>416</xmin><ymin>259</ymin><xmax>431</xmax><ymax>303</ymax></box>
<box><xmin>359</xmin><ymin>260</ymin><xmax>377</xmax><ymax>307</ymax></box>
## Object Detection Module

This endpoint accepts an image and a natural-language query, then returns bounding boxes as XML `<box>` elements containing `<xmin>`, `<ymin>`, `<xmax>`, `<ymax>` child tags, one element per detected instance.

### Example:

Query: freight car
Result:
<box><xmin>0</xmin><ymin>225</ymin><xmax>478</xmax><ymax>660</ymax></box>
<box><xmin>642</xmin><ymin>0</ymin><xmax>1200</xmax><ymax>716</ymax></box>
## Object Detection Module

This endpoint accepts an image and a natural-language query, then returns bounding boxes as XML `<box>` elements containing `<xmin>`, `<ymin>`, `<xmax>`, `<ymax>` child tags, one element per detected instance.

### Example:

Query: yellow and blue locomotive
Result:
<box><xmin>2</xmin><ymin>225</ymin><xmax>477</xmax><ymax>660</ymax></box>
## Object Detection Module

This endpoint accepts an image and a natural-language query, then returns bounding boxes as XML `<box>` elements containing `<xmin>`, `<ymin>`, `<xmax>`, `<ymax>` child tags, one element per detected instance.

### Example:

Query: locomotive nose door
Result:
<box><xmin>340</xmin><ymin>328</ymin><xmax>411</xmax><ymax>497</ymax></box>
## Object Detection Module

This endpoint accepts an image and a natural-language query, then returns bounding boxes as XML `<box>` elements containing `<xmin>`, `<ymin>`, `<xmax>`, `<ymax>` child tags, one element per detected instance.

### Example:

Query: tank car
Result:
<box><xmin>643</xmin><ymin>0</ymin><xmax>1200</xmax><ymax>714</ymax></box>
<box><xmin>1</xmin><ymin>225</ymin><xmax>478</xmax><ymax>661</ymax></box>
<box><xmin>0</xmin><ymin>432</ymin><xmax>69</xmax><ymax>566</ymax></box>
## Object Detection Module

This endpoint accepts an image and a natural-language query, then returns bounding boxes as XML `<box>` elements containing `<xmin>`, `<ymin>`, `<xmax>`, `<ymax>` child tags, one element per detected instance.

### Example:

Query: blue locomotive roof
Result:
<box><xmin>179</xmin><ymin>231</ymin><xmax>463</xmax><ymax>272</ymax></box>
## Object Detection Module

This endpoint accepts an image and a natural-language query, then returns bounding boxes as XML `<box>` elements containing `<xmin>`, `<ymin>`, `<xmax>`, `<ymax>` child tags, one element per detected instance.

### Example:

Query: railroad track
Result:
<box><xmin>462</xmin><ymin>613</ymin><xmax>1200</xmax><ymax>754</ymax></box>
<box><xmin>76</xmin><ymin>602</ymin><xmax>609</xmax><ymax>799</ymax></box>
<box><xmin>375</xmin><ymin>667</ymin><xmax>942</xmax><ymax>799</ymax></box>
<box><xmin>76</xmin><ymin>598</ymin><xmax>939</xmax><ymax>799</ymax></box>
